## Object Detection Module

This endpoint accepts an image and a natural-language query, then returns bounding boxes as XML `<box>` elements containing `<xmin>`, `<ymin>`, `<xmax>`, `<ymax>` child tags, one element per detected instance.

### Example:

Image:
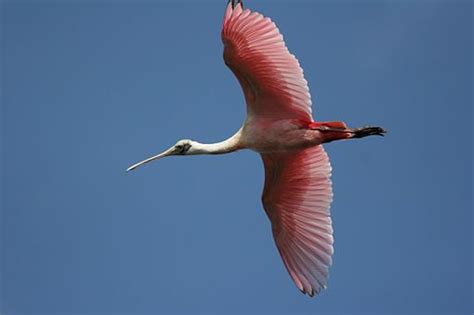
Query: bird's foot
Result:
<box><xmin>351</xmin><ymin>126</ymin><xmax>387</xmax><ymax>138</ymax></box>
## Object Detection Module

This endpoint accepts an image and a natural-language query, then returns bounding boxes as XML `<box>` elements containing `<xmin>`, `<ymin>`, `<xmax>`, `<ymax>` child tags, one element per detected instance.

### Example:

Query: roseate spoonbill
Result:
<box><xmin>127</xmin><ymin>0</ymin><xmax>386</xmax><ymax>297</ymax></box>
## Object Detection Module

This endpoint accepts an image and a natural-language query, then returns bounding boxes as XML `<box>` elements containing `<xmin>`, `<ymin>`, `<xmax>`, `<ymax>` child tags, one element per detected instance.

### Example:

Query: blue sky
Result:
<box><xmin>1</xmin><ymin>1</ymin><xmax>472</xmax><ymax>314</ymax></box>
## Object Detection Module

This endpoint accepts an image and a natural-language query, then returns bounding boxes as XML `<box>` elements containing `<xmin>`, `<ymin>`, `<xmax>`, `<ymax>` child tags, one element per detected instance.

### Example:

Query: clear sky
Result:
<box><xmin>1</xmin><ymin>1</ymin><xmax>472</xmax><ymax>314</ymax></box>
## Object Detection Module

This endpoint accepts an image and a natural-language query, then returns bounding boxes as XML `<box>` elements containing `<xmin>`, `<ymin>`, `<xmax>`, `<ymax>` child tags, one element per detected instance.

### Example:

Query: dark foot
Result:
<box><xmin>352</xmin><ymin>126</ymin><xmax>387</xmax><ymax>138</ymax></box>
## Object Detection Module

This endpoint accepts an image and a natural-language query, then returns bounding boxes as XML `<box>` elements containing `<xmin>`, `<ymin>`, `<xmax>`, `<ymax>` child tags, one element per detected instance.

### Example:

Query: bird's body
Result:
<box><xmin>231</xmin><ymin>119</ymin><xmax>319</xmax><ymax>153</ymax></box>
<box><xmin>127</xmin><ymin>0</ymin><xmax>385</xmax><ymax>297</ymax></box>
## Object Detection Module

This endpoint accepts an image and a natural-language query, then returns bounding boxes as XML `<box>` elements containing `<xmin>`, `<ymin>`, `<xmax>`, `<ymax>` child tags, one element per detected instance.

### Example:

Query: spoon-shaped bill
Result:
<box><xmin>126</xmin><ymin>147</ymin><xmax>176</xmax><ymax>172</ymax></box>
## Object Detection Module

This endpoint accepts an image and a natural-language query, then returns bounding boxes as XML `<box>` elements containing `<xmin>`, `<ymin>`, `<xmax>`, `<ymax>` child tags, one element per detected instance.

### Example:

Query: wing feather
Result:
<box><xmin>261</xmin><ymin>145</ymin><xmax>334</xmax><ymax>297</ymax></box>
<box><xmin>222</xmin><ymin>2</ymin><xmax>313</xmax><ymax>121</ymax></box>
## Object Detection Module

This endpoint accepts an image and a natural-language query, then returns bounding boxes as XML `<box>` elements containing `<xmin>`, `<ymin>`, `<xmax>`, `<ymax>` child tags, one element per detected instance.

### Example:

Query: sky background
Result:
<box><xmin>1</xmin><ymin>0</ymin><xmax>472</xmax><ymax>314</ymax></box>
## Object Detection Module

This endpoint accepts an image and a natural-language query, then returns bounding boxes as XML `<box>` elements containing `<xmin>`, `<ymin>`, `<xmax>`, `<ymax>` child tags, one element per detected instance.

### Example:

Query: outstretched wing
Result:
<box><xmin>261</xmin><ymin>145</ymin><xmax>334</xmax><ymax>297</ymax></box>
<box><xmin>222</xmin><ymin>1</ymin><xmax>313</xmax><ymax>121</ymax></box>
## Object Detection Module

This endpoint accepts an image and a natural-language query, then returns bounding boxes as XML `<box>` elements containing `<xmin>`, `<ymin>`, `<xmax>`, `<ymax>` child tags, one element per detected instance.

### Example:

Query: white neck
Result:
<box><xmin>190</xmin><ymin>129</ymin><xmax>242</xmax><ymax>155</ymax></box>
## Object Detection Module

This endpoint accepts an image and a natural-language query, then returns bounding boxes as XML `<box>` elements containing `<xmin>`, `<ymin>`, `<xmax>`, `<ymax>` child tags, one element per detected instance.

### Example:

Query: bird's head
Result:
<box><xmin>172</xmin><ymin>139</ymin><xmax>194</xmax><ymax>155</ymax></box>
<box><xmin>126</xmin><ymin>139</ymin><xmax>198</xmax><ymax>172</ymax></box>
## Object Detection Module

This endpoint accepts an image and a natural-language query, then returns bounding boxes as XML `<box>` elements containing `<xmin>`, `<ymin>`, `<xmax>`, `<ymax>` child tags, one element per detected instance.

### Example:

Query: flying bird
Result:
<box><xmin>127</xmin><ymin>0</ymin><xmax>385</xmax><ymax>297</ymax></box>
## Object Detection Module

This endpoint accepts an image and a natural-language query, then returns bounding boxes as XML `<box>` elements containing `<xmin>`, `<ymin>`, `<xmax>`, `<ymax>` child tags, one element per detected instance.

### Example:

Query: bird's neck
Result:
<box><xmin>191</xmin><ymin>129</ymin><xmax>242</xmax><ymax>155</ymax></box>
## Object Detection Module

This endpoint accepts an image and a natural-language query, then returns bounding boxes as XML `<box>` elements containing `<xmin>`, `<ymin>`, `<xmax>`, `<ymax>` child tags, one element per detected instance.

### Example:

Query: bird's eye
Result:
<box><xmin>175</xmin><ymin>142</ymin><xmax>191</xmax><ymax>154</ymax></box>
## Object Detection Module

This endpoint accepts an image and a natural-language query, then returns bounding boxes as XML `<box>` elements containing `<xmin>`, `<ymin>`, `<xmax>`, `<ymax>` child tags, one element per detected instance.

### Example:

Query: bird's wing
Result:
<box><xmin>222</xmin><ymin>1</ymin><xmax>313</xmax><ymax>121</ymax></box>
<box><xmin>261</xmin><ymin>145</ymin><xmax>334</xmax><ymax>297</ymax></box>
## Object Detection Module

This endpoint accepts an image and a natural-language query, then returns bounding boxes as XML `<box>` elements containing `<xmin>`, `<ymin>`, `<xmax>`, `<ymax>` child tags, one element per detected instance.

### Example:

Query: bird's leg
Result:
<box><xmin>350</xmin><ymin>126</ymin><xmax>386</xmax><ymax>138</ymax></box>
<box><xmin>309</xmin><ymin>121</ymin><xmax>386</xmax><ymax>143</ymax></box>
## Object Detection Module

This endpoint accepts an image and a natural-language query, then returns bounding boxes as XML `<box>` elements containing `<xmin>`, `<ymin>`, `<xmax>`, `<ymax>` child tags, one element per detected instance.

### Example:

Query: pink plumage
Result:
<box><xmin>127</xmin><ymin>0</ymin><xmax>385</xmax><ymax>298</ymax></box>
<box><xmin>223</xmin><ymin>2</ymin><xmax>332</xmax><ymax>296</ymax></box>
<box><xmin>222</xmin><ymin>2</ymin><xmax>313</xmax><ymax>121</ymax></box>
<box><xmin>261</xmin><ymin>146</ymin><xmax>333</xmax><ymax>296</ymax></box>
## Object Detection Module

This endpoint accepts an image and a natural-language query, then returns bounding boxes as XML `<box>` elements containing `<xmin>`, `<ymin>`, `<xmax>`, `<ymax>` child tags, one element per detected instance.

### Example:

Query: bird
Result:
<box><xmin>127</xmin><ymin>0</ymin><xmax>386</xmax><ymax>297</ymax></box>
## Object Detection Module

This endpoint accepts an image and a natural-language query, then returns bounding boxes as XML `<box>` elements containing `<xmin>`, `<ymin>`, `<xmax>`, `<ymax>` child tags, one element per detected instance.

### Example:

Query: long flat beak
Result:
<box><xmin>126</xmin><ymin>147</ymin><xmax>176</xmax><ymax>172</ymax></box>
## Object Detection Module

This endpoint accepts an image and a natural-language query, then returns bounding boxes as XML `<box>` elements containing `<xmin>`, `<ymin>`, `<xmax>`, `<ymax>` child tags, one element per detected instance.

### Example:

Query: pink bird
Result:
<box><xmin>127</xmin><ymin>0</ymin><xmax>385</xmax><ymax>297</ymax></box>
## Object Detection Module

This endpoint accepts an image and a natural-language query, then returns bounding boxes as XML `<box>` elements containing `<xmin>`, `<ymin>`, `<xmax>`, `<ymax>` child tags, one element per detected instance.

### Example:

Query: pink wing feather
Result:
<box><xmin>222</xmin><ymin>2</ymin><xmax>313</xmax><ymax>121</ymax></box>
<box><xmin>222</xmin><ymin>2</ymin><xmax>334</xmax><ymax>296</ymax></box>
<box><xmin>261</xmin><ymin>145</ymin><xmax>334</xmax><ymax>297</ymax></box>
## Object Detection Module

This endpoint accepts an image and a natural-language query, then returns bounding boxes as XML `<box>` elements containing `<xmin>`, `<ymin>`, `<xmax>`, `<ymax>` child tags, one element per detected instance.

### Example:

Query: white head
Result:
<box><xmin>127</xmin><ymin>131</ymin><xmax>242</xmax><ymax>172</ymax></box>
<box><xmin>126</xmin><ymin>139</ymin><xmax>201</xmax><ymax>172</ymax></box>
